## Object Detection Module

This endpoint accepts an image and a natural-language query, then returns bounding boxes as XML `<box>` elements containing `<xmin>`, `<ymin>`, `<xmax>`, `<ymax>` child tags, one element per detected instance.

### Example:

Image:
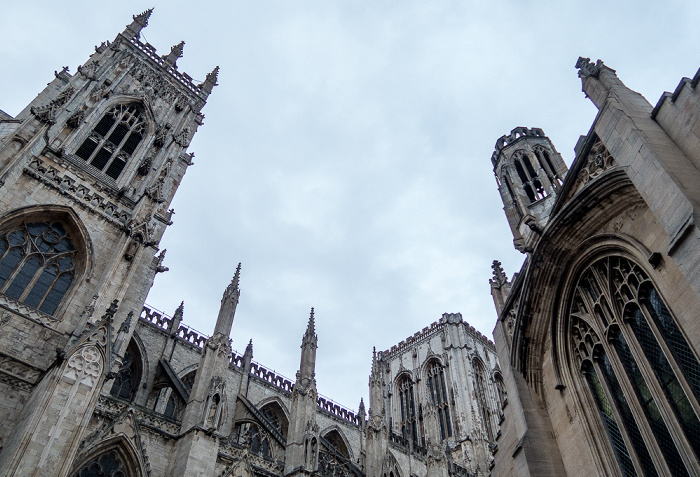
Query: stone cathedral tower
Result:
<box><xmin>0</xmin><ymin>10</ymin><xmax>216</xmax><ymax>475</ymax></box>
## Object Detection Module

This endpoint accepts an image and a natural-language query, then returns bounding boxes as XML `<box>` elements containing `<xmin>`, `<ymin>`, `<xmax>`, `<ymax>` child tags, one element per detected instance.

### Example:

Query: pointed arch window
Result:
<box><xmin>426</xmin><ymin>360</ymin><xmax>453</xmax><ymax>440</ymax></box>
<box><xmin>473</xmin><ymin>359</ymin><xmax>494</xmax><ymax>441</ymax></box>
<box><xmin>569</xmin><ymin>255</ymin><xmax>700</xmax><ymax>476</ymax></box>
<box><xmin>72</xmin><ymin>449</ymin><xmax>129</xmax><ymax>477</ymax></box>
<box><xmin>397</xmin><ymin>374</ymin><xmax>420</xmax><ymax>446</ymax></box>
<box><xmin>0</xmin><ymin>221</ymin><xmax>76</xmax><ymax>315</ymax></box>
<box><xmin>75</xmin><ymin>103</ymin><xmax>145</xmax><ymax>180</ymax></box>
<box><xmin>110</xmin><ymin>342</ymin><xmax>142</xmax><ymax>401</ymax></box>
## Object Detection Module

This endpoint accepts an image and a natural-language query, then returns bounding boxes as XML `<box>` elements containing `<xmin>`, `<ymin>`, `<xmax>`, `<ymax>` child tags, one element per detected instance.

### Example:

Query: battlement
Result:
<box><xmin>380</xmin><ymin>313</ymin><xmax>495</xmax><ymax>360</ymax></box>
<box><xmin>138</xmin><ymin>304</ymin><xmax>360</xmax><ymax>427</ymax></box>
<box><xmin>123</xmin><ymin>36</ymin><xmax>208</xmax><ymax>103</ymax></box>
<box><xmin>491</xmin><ymin>127</ymin><xmax>546</xmax><ymax>167</ymax></box>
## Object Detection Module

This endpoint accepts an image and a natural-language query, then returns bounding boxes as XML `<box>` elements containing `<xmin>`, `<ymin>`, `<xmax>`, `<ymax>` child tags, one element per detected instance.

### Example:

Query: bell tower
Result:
<box><xmin>491</xmin><ymin>127</ymin><xmax>568</xmax><ymax>252</ymax></box>
<box><xmin>0</xmin><ymin>10</ymin><xmax>217</xmax><ymax>475</ymax></box>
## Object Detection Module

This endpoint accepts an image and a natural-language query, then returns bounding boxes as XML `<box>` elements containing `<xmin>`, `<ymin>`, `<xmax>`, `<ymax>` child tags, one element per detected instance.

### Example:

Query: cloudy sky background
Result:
<box><xmin>2</xmin><ymin>1</ymin><xmax>699</xmax><ymax>411</ymax></box>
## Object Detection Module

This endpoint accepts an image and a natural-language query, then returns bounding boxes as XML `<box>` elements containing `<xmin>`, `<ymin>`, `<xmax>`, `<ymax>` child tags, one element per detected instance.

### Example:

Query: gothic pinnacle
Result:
<box><xmin>222</xmin><ymin>263</ymin><xmax>242</xmax><ymax>302</ymax></box>
<box><xmin>200</xmin><ymin>66</ymin><xmax>220</xmax><ymax>96</ymax></box>
<box><xmin>306</xmin><ymin>307</ymin><xmax>315</xmax><ymax>336</ymax></box>
<box><xmin>213</xmin><ymin>264</ymin><xmax>241</xmax><ymax>337</ymax></box>
<box><xmin>123</xmin><ymin>8</ymin><xmax>153</xmax><ymax>40</ymax></box>
<box><xmin>134</xmin><ymin>8</ymin><xmax>153</xmax><ymax>26</ymax></box>
<box><xmin>174</xmin><ymin>301</ymin><xmax>184</xmax><ymax>320</ymax></box>
<box><xmin>163</xmin><ymin>41</ymin><xmax>185</xmax><ymax>68</ymax></box>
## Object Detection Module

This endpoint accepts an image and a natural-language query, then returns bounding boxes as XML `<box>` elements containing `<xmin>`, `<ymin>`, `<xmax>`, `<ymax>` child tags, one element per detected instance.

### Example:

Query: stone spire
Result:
<box><xmin>199</xmin><ymin>66</ymin><xmax>219</xmax><ymax>96</ymax></box>
<box><xmin>213</xmin><ymin>263</ymin><xmax>241</xmax><ymax>337</ymax></box>
<box><xmin>285</xmin><ymin>309</ymin><xmax>321</xmax><ymax>474</ymax></box>
<box><xmin>163</xmin><ymin>41</ymin><xmax>185</xmax><ymax>68</ymax></box>
<box><xmin>368</xmin><ymin>347</ymin><xmax>384</xmax><ymax>418</ymax></box>
<box><xmin>122</xmin><ymin>8</ymin><xmax>153</xmax><ymax>40</ymax></box>
<box><xmin>298</xmin><ymin>307</ymin><xmax>317</xmax><ymax>381</ymax></box>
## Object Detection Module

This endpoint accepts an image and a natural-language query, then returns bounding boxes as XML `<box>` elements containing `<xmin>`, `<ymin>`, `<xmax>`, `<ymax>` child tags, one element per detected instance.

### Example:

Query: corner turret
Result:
<box><xmin>492</xmin><ymin>127</ymin><xmax>568</xmax><ymax>252</ymax></box>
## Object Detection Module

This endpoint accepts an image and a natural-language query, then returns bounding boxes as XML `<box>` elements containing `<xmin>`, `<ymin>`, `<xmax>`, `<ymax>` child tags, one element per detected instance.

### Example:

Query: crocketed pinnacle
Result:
<box><xmin>134</xmin><ymin>8</ymin><xmax>153</xmax><ymax>26</ymax></box>
<box><xmin>244</xmin><ymin>339</ymin><xmax>253</xmax><ymax>359</ymax></box>
<box><xmin>200</xmin><ymin>66</ymin><xmax>220</xmax><ymax>95</ymax></box>
<box><xmin>213</xmin><ymin>263</ymin><xmax>241</xmax><ymax>337</ymax></box>
<box><xmin>173</xmin><ymin>301</ymin><xmax>184</xmax><ymax>321</ymax></box>
<box><xmin>298</xmin><ymin>308</ymin><xmax>318</xmax><ymax>382</ymax></box>
<box><xmin>123</xmin><ymin>8</ymin><xmax>153</xmax><ymax>40</ymax></box>
<box><xmin>163</xmin><ymin>41</ymin><xmax>185</xmax><ymax>68</ymax></box>
<box><xmin>301</xmin><ymin>307</ymin><xmax>317</xmax><ymax>349</ymax></box>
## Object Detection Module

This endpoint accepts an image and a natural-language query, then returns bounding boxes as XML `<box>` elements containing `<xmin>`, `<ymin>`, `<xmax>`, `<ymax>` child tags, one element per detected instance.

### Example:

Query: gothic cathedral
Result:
<box><xmin>0</xmin><ymin>11</ymin><xmax>502</xmax><ymax>477</ymax></box>
<box><xmin>490</xmin><ymin>59</ymin><xmax>700</xmax><ymax>476</ymax></box>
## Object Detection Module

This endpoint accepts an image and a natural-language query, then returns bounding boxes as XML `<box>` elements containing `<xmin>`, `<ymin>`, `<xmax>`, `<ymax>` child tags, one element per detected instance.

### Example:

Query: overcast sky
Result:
<box><xmin>2</xmin><ymin>1</ymin><xmax>699</xmax><ymax>411</ymax></box>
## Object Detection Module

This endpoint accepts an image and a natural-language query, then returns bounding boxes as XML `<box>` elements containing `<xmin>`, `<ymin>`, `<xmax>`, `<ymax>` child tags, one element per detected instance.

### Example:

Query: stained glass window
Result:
<box><xmin>75</xmin><ymin>104</ymin><xmax>145</xmax><ymax>180</ymax></box>
<box><xmin>0</xmin><ymin>221</ymin><xmax>76</xmax><ymax>315</ymax></box>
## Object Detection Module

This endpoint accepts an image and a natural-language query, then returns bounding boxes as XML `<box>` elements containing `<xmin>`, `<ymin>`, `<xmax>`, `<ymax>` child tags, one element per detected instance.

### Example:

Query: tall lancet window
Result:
<box><xmin>569</xmin><ymin>254</ymin><xmax>700</xmax><ymax>476</ymax></box>
<box><xmin>397</xmin><ymin>374</ymin><xmax>419</xmax><ymax>446</ymax></box>
<box><xmin>75</xmin><ymin>103</ymin><xmax>145</xmax><ymax>180</ymax></box>
<box><xmin>0</xmin><ymin>221</ymin><xmax>76</xmax><ymax>315</ymax></box>
<box><xmin>427</xmin><ymin>360</ymin><xmax>453</xmax><ymax>439</ymax></box>
<box><xmin>473</xmin><ymin>359</ymin><xmax>494</xmax><ymax>441</ymax></box>
<box><xmin>110</xmin><ymin>341</ymin><xmax>142</xmax><ymax>402</ymax></box>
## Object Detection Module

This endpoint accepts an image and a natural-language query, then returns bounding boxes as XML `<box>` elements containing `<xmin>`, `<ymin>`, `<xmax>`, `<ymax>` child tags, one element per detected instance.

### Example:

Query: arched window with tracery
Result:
<box><xmin>426</xmin><ymin>360</ymin><xmax>453</xmax><ymax>440</ymax></box>
<box><xmin>569</xmin><ymin>254</ymin><xmax>700</xmax><ymax>476</ymax></box>
<box><xmin>397</xmin><ymin>374</ymin><xmax>420</xmax><ymax>446</ymax></box>
<box><xmin>110</xmin><ymin>341</ymin><xmax>142</xmax><ymax>401</ymax></box>
<box><xmin>72</xmin><ymin>448</ymin><xmax>132</xmax><ymax>477</ymax></box>
<box><xmin>260</xmin><ymin>401</ymin><xmax>289</xmax><ymax>440</ymax></box>
<box><xmin>494</xmin><ymin>373</ymin><xmax>507</xmax><ymax>410</ymax></box>
<box><xmin>473</xmin><ymin>359</ymin><xmax>494</xmax><ymax>441</ymax></box>
<box><xmin>0</xmin><ymin>221</ymin><xmax>77</xmax><ymax>315</ymax></box>
<box><xmin>75</xmin><ymin>103</ymin><xmax>145</xmax><ymax>180</ymax></box>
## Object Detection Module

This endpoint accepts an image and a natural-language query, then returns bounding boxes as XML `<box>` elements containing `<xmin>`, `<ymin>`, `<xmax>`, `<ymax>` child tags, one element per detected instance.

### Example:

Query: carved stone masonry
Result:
<box><xmin>489</xmin><ymin>260</ymin><xmax>508</xmax><ymax>288</ymax></box>
<box><xmin>576</xmin><ymin>57</ymin><xmax>602</xmax><ymax>79</ymax></box>
<box><xmin>31</xmin><ymin>86</ymin><xmax>75</xmax><ymax>124</ymax></box>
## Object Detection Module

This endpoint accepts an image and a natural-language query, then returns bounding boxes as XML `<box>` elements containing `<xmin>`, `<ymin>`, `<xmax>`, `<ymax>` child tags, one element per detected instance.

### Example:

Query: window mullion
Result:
<box><xmin>622</xmin><ymin>315</ymin><xmax>700</xmax><ymax>471</ymax></box>
<box><xmin>638</xmin><ymin>300</ymin><xmax>700</xmax><ymax>420</ymax></box>
<box><xmin>592</xmin><ymin>357</ymin><xmax>662</xmax><ymax>477</ymax></box>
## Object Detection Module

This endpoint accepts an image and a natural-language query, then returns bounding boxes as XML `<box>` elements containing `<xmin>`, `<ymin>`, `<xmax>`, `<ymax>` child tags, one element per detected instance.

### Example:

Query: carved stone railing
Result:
<box><xmin>139</xmin><ymin>305</ymin><xmax>360</xmax><ymax>427</ymax></box>
<box><xmin>249</xmin><ymin>362</ymin><xmax>294</xmax><ymax>393</ymax></box>
<box><xmin>140</xmin><ymin>305</ymin><xmax>171</xmax><ymax>330</ymax></box>
<box><xmin>140</xmin><ymin>305</ymin><xmax>208</xmax><ymax>348</ymax></box>
<box><xmin>388</xmin><ymin>432</ymin><xmax>426</xmax><ymax>458</ymax></box>
<box><xmin>127</xmin><ymin>37</ymin><xmax>207</xmax><ymax>101</ymax></box>
<box><xmin>317</xmin><ymin>395</ymin><xmax>360</xmax><ymax>426</ymax></box>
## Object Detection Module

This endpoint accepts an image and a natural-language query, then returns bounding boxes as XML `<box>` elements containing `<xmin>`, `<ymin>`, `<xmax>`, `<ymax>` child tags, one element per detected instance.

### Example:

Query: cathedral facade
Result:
<box><xmin>490</xmin><ymin>60</ymin><xmax>700</xmax><ymax>476</ymax></box>
<box><xmin>0</xmin><ymin>12</ymin><xmax>502</xmax><ymax>477</ymax></box>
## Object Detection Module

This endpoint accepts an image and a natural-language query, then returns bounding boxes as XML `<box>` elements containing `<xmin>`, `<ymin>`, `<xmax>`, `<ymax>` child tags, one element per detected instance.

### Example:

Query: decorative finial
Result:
<box><xmin>174</xmin><ymin>301</ymin><xmax>184</xmax><ymax>320</ymax></box>
<box><xmin>163</xmin><ymin>41</ymin><xmax>185</xmax><ymax>68</ymax></box>
<box><xmin>134</xmin><ymin>8</ymin><xmax>153</xmax><ymax>26</ymax></box>
<box><xmin>222</xmin><ymin>263</ymin><xmax>242</xmax><ymax>301</ymax></box>
<box><xmin>489</xmin><ymin>260</ymin><xmax>508</xmax><ymax>288</ymax></box>
<box><xmin>576</xmin><ymin>57</ymin><xmax>601</xmax><ymax>79</ymax></box>
<box><xmin>245</xmin><ymin>339</ymin><xmax>253</xmax><ymax>356</ymax></box>
<box><xmin>233</xmin><ymin>262</ymin><xmax>242</xmax><ymax>289</ymax></box>
<box><xmin>307</xmin><ymin>307</ymin><xmax>315</xmax><ymax>334</ymax></box>
<box><xmin>123</xmin><ymin>8</ymin><xmax>153</xmax><ymax>40</ymax></box>
<box><xmin>199</xmin><ymin>66</ymin><xmax>220</xmax><ymax>95</ymax></box>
